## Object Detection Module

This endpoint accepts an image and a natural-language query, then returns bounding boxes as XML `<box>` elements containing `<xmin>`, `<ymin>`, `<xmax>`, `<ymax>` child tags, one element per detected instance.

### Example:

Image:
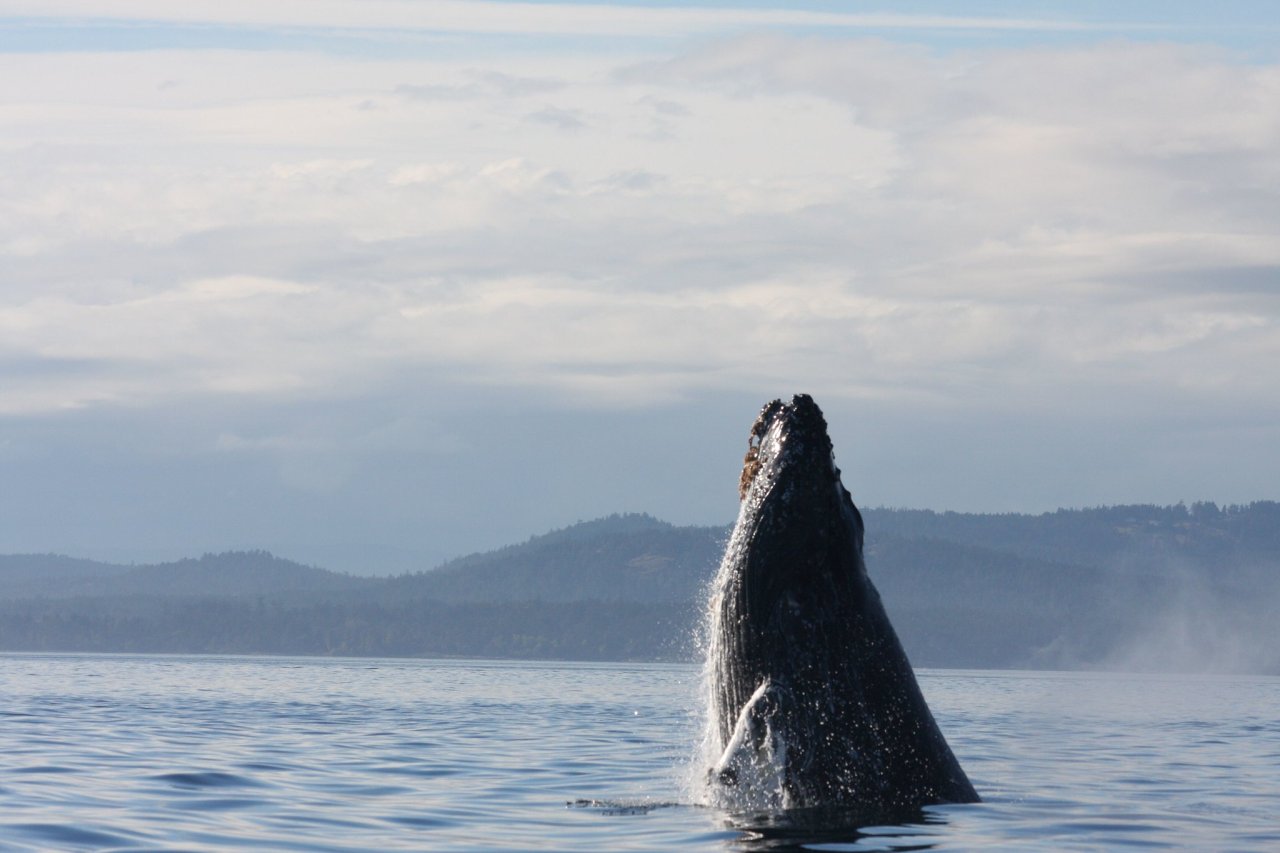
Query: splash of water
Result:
<box><xmin>694</xmin><ymin>415</ymin><xmax>798</xmax><ymax>811</ymax></box>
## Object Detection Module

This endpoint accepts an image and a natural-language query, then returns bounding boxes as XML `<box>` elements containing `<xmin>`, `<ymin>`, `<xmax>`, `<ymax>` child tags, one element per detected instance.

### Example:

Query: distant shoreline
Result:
<box><xmin>3</xmin><ymin>503</ymin><xmax>1279</xmax><ymax>675</ymax></box>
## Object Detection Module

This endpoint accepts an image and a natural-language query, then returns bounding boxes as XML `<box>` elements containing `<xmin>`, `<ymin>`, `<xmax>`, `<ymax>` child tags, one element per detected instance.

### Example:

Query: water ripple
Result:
<box><xmin>0</xmin><ymin>655</ymin><xmax>1277</xmax><ymax>851</ymax></box>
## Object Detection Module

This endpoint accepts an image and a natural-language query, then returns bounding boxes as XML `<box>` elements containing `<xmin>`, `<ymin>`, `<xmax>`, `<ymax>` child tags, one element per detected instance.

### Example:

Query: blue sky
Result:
<box><xmin>4</xmin><ymin>2</ymin><xmax>1278</xmax><ymax>56</ymax></box>
<box><xmin>2</xmin><ymin>1</ymin><xmax>1278</xmax><ymax>572</ymax></box>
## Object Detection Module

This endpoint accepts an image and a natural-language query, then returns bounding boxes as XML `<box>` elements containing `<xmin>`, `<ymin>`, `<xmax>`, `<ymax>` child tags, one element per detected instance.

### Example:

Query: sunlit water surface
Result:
<box><xmin>1</xmin><ymin>654</ymin><xmax>1276</xmax><ymax>851</ymax></box>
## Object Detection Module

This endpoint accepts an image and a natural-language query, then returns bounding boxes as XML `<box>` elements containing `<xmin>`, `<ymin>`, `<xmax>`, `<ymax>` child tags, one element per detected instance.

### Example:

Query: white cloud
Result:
<box><xmin>0</xmin><ymin>34</ymin><xmax>1277</xmax><ymax>432</ymax></box>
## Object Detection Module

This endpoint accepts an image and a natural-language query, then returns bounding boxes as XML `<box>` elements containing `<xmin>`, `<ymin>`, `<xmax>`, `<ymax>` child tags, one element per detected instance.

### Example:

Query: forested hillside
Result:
<box><xmin>0</xmin><ymin>551</ymin><xmax>366</xmax><ymax>601</ymax></box>
<box><xmin>2</xmin><ymin>504</ymin><xmax>1277</xmax><ymax>672</ymax></box>
<box><xmin>863</xmin><ymin>502</ymin><xmax>1280</xmax><ymax>569</ymax></box>
<box><xmin>377</xmin><ymin>515</ymin><xmax>724</xmax><ymax>604</ymax></box>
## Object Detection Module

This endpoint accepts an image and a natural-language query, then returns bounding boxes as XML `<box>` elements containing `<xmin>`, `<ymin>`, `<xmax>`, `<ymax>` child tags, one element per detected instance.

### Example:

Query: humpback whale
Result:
<box><xmin>705</xmin><ymin>395</ymin><xmax>978</xmax><ymax>813</ymax></box>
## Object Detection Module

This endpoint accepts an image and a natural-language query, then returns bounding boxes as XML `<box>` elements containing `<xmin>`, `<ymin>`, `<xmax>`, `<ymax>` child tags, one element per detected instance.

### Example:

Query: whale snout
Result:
<box><xmin>739</xmin><ymin>394</ymin><xmax>838</xmax><ymax>502</ymax></box>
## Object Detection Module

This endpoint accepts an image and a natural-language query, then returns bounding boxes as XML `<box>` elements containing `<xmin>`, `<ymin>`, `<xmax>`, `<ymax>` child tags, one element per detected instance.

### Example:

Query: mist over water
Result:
<box><xmin>1094</xmin><ymin>558</ymin><xmax>1280</xmax><ymax>675</ymax></box>
<box><xmin>999</xmin><ymin>519</ymin><xmax>1280</xmax><ymax>677</ymax></box>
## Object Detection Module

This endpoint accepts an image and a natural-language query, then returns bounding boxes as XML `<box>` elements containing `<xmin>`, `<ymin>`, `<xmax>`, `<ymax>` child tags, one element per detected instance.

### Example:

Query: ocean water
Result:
<box><xmin>1</xmin><ymin>654</ymin><xmax>1277</xmax><ymax>851</ymax></box>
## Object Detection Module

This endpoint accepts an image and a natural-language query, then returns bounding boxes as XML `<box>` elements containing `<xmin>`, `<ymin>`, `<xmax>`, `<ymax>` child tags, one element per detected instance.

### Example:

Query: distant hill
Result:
<box><xmin>0</xmin><ymin>551</ymin><xmax>366</xmax><ymax>601</ymax></box>
<box><xmin>862</xmin><ymin>502</ymin><xmax>1280</xmax><ymax>570</ymax></box>
<box><xmin>2</xmin><ymin>503</ymin><xmax>1277</xmax><ymax>672</ymax></box>
<box><xmin>377</xmin><ymin>513</ymin><xmax>724</xmax><ymax>604</ymax></box>
<box><xmin>0</xmin><ymin>554</ymin><xmax>134</xmax><ymax>593</ymax></box>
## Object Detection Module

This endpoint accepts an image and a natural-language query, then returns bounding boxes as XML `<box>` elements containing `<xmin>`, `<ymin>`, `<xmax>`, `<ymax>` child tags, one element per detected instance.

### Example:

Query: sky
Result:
<box><xmin>1</xmin><ymin>1</ymin><xmax>1278</xmax><ymax>573</ymax></box>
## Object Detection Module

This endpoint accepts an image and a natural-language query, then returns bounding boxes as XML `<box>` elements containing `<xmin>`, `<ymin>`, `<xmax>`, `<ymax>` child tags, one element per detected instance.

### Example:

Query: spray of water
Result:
<box><xmin>1097</xmin><ymin>558</ymin><xmax>1280</xmax><ymax>674</ymax></box>
<box><xmin>691</xmin><ymin>494</ymin><xmax>795</xmax><ymax>812</ymax></box>
<box><xmin>688</xmin><ymin>407</ymin><xmax>804</xmax><ymax>812</ymax></box>
<box><xmin>680</xmin><ymin>523</ymin><xmax>736</xmax><ymax>808</ymax></box>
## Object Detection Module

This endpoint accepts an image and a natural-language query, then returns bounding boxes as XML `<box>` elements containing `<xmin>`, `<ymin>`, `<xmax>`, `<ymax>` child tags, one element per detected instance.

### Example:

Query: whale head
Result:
<box><xmin>724</xmin><ymin>395</ymin><xmax>871</xmax><ymax>670</ymax></box>
<box><xmin>737</xmin><ymin>393</ymin><xmax>865</xmax><ymax>566</ymax></box>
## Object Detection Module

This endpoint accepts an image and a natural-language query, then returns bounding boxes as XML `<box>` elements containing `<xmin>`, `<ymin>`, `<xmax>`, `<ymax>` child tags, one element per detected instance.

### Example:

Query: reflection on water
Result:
<box><xmin>722</xmin><ymin>805</ymin><xmax>944</xmax><ymax>852</ymax></box>
<box><xmin>571</xmin><ymin>799</ymin><xmax>947</xmax><ymax>851</ymax></box>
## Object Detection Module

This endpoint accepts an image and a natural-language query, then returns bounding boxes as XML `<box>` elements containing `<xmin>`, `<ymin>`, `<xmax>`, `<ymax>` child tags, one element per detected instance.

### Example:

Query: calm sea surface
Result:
<box><xmin>1</xmin><ymin>653</ymin><xmax>1276</xmax><ymax>851</ymax></box>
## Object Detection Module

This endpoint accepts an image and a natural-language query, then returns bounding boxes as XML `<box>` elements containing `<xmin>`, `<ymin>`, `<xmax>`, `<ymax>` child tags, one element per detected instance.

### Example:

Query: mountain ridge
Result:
<box><xmin>2</xmin><ymin>502</ymin><xmax>1277</xmax><ymax>671</ymax></box>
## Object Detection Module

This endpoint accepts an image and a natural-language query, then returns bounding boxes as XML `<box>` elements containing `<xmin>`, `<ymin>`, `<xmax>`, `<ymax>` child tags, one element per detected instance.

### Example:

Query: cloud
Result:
<box><xmin>396</xmin><ymin>70</ymin><xmax>565</xmax><ymax>102</ymax></box>
<box><xmin>0</xmin><ymin>26</ymin><xmax>1276</xmax><ymax>538</ymax></box>
<box><xmin>525</xmin><ymin>106</ymin><xmax>588</xmax><ymax>131</ymax></box>
<box><xmin>2</xmin><ymin>36</ymin><xmax>1277</xmax><ymax>428</ymax></box>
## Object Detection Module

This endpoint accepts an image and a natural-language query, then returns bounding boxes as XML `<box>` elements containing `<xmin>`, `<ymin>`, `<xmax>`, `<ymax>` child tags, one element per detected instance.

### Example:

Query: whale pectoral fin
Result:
<box><xmin>710</xmin><ymin>680</ymin><xmax>790</xmax><ymax>806</ymax></box>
